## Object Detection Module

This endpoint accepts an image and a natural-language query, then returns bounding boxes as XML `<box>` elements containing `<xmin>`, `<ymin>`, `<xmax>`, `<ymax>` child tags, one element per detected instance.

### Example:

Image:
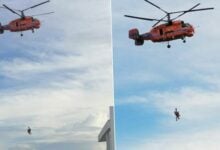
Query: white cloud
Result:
<box><xmin>119</xmin><ymin>87</ymin><xmax>220</xmax><ymax>122</ymax></box>
<box><xmin>152</xmin><ymin>88</ymin><xmax>220</xmax><ymax>122</ymax></box>
<box><xmin>125</xmin><ymin>128</ymin><xmax>220</xmax><ymax>150</ymax></box>
<box><xmin>0</xmin><ymin>0</ymin><xmax>113</xmax><ymax>149</ymax></box>
<box><xmin>113</xmin><ymin>0</ymin><xmax>219</xmax><ymax>150</ymax></box>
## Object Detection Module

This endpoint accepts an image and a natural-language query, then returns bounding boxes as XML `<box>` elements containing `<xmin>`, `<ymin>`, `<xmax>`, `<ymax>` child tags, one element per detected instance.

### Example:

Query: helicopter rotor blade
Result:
<box><xmin>2</xmin><ymin>4</ymin><xmax>22</xmax><ymax>17</ymax></box>
<box><xmin>22</xmin><ymin>0</ymin><xmax>50</xmax><ymax>12</ymax></box>
<box><xmin>170</xmin><ymin>7</ymin><xmax>214</xmax><ymax>15</ymax></box>
<box><xmin>144</xmin><ymin>0</ymin><xmax>168</xmax><ymax>14</ymax></box>
<box><xmin>125</xmin><ymin>15</ymin><xmax>167</xmax><ymax>22</ymax></box>
<box><xmin>31</xmin><ymin>11</ymin><xmax>54</xmax><ymax>17</ymax></box>
<box><xmin>152</xmin><ymin>15</ymin><xmax>167</xmax><ymax>27</ymax></box>
<box><xmin>171</xmin><ymin>3</ymin><xmax>201</xmax><ymax>20</ymax></box>
<box><xmin>0</xmin><ymin>6</ymin><xmax>20</xmax><ymax>11</ymax></box>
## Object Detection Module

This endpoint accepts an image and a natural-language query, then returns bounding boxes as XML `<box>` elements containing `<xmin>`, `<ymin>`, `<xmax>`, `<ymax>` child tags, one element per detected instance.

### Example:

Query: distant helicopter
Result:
<box><xmin>0</xmin><ymin>0</ymin><xmax>54</xmax><ymax>36</ymax></box>
<box><xmin>125</xmin><ymin>0</ymin><xmax>214</xmax><ymax>48</ymax></box>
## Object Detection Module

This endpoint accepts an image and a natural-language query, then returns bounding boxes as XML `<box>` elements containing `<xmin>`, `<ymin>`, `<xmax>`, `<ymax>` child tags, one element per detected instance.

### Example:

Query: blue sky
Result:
<box><xmin>0</xmin><ymin>0</ymin><xmax>113</xmax><ymax>149</ymax></box>
<box><xmin>112</xmin><ymin>0</ymin><xmax>220</xmax><ymax>149</ymax></box>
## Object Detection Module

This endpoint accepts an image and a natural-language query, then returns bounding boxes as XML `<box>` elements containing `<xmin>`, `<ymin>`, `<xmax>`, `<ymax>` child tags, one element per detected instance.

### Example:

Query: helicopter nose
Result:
<box><xmin>192</xmin><ymin>26</ymin><xmax>195</xmax><ymax>33</ymax></box>
<box><xmin>187</xmin><ymin>25</ymin><xmax>195</xmax><ymax>36</ymax></box>
<box><xmin>191</xmin><ymin>26</ymin><xmax>195</xmax><ymax>34</ymax></box>
<box><xmin>34</xmin><ymin>19</ymin><xmax>41</xmax><ymax>28</ymax></box>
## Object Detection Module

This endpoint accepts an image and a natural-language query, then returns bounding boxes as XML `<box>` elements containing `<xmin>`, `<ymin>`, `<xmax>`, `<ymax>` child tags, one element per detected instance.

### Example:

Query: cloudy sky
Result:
<box><xmin>112</xmin><ymin>0</ymin><xmax>220</xmax><ymax>150</ymax></box>
<box><xmin>0</xmin><ymin>0</ymin><xmax>113</xmax><ymax>149</ymax></box>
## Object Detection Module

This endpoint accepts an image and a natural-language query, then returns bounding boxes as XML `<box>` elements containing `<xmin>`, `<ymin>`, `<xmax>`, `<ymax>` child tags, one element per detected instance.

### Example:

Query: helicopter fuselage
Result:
<box><xmin>148</xmin><ymin>20</ymin><xmax>194</xmax><ymax>42</ymax></box>
<box><xmin>2</xmin><ymin>17</ymin><xmax>40</xmax><ymax>32</ymax></box>
<box><xmin>129</xmin><ymin>20</ymin><xmax>194</xmax><ymax>46</ymax></box>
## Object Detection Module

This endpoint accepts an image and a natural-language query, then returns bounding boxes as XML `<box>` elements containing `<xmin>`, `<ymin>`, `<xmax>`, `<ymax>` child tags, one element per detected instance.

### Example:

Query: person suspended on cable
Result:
<box><xmin>174</xmin><ymin>108</ymin><xmax>180</xmax><ymax>121</ymax></box>
<box><xmin>27</xmin><ymin>126</ymin><xmax>32</xmax><ymax>135</ymax></box>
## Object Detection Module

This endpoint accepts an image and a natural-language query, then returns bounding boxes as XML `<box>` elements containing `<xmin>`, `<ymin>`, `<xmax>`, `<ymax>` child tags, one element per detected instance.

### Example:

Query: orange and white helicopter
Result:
<box><xmin>0</xmin><ymin>0</ymin><xmax>54</xmax><ymax>36</ymax></box>
<box><xmin>125</xmin><ymin>0</ymin><xmax>214</xmax><ymax>48</ymax></box>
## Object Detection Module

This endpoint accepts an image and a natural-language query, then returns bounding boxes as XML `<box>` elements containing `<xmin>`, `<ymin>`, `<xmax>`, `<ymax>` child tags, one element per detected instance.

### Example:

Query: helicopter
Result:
<box><xmin>0</xmin><ymin>0</ymin><xmax>54</xmax><ymax>36</ymax></box>
<box><xmin>125</xmin><ymin>0</ymin><xmax>214</xmax><ymax>48</ymax></box>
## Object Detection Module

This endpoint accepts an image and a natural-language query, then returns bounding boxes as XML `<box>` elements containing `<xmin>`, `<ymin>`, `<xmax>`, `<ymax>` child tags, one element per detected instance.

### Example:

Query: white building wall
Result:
<box><xmin>98</xmin><ymin>106</ymin><xmax>115</xmax><ymax>150</ymax></box>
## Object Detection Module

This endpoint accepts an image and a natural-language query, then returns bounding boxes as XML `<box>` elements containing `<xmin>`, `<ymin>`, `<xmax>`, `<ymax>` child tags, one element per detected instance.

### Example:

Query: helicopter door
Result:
<box><xmin>159</xmin><ymin>29</ymin><xmax>163</xmax><ymax>35</ymax></box>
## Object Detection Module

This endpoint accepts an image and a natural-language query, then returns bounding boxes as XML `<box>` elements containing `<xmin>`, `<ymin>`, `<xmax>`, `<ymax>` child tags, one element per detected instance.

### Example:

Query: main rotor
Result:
<box><xmin>2</xmin><ymin>0</ymin><xmax>54</xmax><ymax>19</ymax></box>
<box><xmin>125</xmin><ymin>0</ymin><xmax>214</xmax><ymax>27</ymax></box>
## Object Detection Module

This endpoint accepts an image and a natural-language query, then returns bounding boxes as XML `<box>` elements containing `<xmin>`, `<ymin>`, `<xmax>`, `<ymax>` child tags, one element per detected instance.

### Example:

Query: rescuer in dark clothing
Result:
<box><xmin>27</xmin><ymin>126</ymin><xmax>32</xmax><ymax>135</ymax></box>
<box><xmin>174</xmin><ymin>108</ymin><xmax>180</xmax><ymax>121</ymax></box>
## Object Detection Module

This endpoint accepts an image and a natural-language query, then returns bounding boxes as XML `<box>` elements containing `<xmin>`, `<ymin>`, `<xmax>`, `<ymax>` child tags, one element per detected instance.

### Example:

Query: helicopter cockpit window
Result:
<box><xmin>182</xmin><ymin>23</ymin><xmax>190</xmax><ymax>28</ymax></box>
<box><xmin>185</xmin><ymin>23</ymin><xmax>190</xmax><ymax>27</ymax></box>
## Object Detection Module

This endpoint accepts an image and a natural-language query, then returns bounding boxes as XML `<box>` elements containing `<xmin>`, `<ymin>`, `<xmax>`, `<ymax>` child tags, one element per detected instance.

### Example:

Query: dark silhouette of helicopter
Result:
<box><xmin>125</xmin><ymin>0</ymin><xmax>214</xmax><ymax>48</ymax></box>
<box><xmin>0</xmin><ymin>0</ymin><xmax>54</xmax><ymax>36</ymax></box>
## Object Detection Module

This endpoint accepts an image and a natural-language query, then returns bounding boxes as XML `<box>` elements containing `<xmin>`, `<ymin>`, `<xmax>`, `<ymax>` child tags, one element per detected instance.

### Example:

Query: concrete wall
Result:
<box><xmin>98</xmin><ymin>106</ymin><xmax>115</xmax><ymax>150</ymax></box>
